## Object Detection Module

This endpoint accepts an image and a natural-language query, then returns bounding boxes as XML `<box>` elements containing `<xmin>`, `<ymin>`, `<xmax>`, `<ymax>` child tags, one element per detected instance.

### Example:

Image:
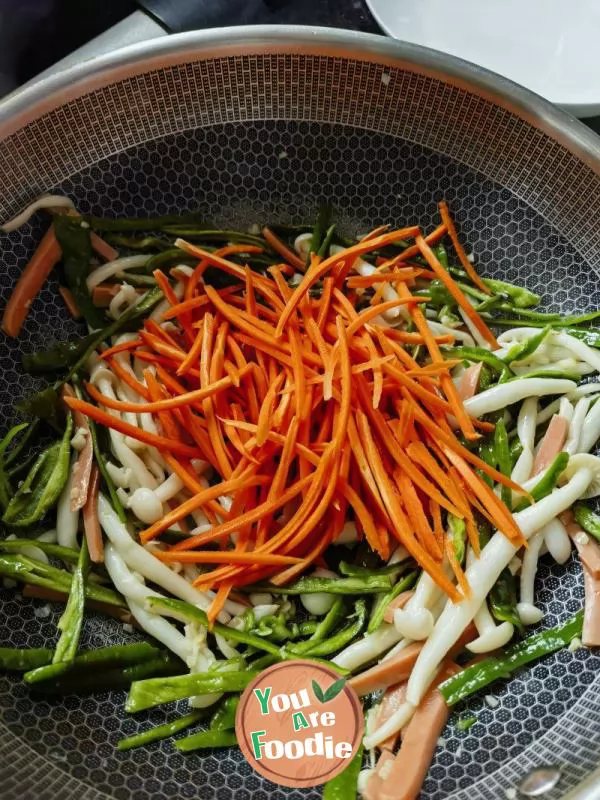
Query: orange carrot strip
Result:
<box><xmin>140</xmin><ymin>470</ymin><xmax>263</xmax><ymax>543</ymax></box>
<box><xmin>154</xmin><ymin>551</ymin><xmax>302</xmax><ymax>565</ymax></box>
<box><xmin>3</xmin><ymin>226</ymin><xmax>62</xmax><ymax>336</ymax></box>
<box><xmin>262</xmin><ymin>227</ymin><xmax>305</xmax><ymax>271</ymax></box>
<box><xmin>106</xmin><ymin>358</ymin><xmax>151</xmax><ymax>399</ymax></box>
<box><xmin>416</xmin><ymin>235</ymin><xmax>498</xmax><ymax>347</ymax></box>
<box><xmin>256</xmin><ymin>372</ymin><xmax>285</xmax><ymax>446</ymax></box>
<box><xmin>439</xmin><ymin>200</ymin><xmax>490</xmax><ymax>294</ymax></box>
<box><xmin>85</xmin><ymin>367</ymin><xmax>251</xmax><ymax>413</ymax></box>
<box><xmin>275</xmin><ymin>227</ymin><xmax>421</xmax><ymax>336</ymax></box>
<box><xmin>378</xmin><ymin>222</ymin><xmax>446</xmax><ymax>267</ymax></box>
<box><xmin>99</xmin><ymin>339</ymin><xmax>144</xmax><ymax>360</ymax></box>
<box><xmin>63</xmin><ymin>396</ymin><xmax>201</xmax><ymax>458</ymax></box>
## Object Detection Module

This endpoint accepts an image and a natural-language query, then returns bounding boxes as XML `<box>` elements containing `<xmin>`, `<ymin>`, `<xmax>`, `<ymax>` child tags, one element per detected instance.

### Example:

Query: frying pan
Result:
<box><xmin>1</xmin><ymin>26</ymin><xmax>600</xmax><ymax>800</ymax></box>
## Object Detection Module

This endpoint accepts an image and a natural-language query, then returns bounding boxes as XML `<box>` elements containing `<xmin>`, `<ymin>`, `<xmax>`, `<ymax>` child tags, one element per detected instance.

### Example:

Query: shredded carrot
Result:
<box><xmin>262</xmin><ymin>227</ymin><xmax>305</xmax><ymax>271</ymax></box>
<box><xmin>438</xmin><ymin>200</ymin><xmax>491</xmax><ymax>294</ymax></box>
<box><xmin>3</xmin><ymin>226</ymin><xmax>62</xmax><ymax>337</ymax></box>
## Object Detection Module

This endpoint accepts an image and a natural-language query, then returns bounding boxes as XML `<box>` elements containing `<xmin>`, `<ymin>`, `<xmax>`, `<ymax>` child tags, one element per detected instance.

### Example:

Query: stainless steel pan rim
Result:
<box><xmin>0</xmin><ymin>24</ymin><xmax>600</xmax><ymax>800</ymax></box>
<box><xmin>1</xmin><ymin>25</ymin><xmax>600</xmax><ymax>173</ymax></box>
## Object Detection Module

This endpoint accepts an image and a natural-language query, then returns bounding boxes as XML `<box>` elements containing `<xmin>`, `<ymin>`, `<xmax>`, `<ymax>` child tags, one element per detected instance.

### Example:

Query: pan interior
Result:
<box><xmin>1</xmin><ymin>120</ymin><xmax>600</xmax><ymax>800</ymax></box>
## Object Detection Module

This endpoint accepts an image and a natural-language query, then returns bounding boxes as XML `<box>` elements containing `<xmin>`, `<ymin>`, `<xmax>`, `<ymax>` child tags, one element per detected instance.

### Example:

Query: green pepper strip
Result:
<box><xmin>502</xmin><ymin>326</ymin><xmax>552</xmax><ymax>366</ymax></box>
<box><xmin>338</xmin><ymin>562</ymin><xmax>404</xmax><ymax>578</ymax></box>
<box><xmin>494</xmin><ymin>418</ymin><xmax>512</xmax><ymax>507</ymax></box>
<box><xmin>3</xmin><ymin>415</ymin><xmax>73</xmax><ymax>527</ymax></box>
<box><xmin>306</xmin><ymin>205</ymin><xmax>332</xmax><ymax>266</ymax></box>
<box><xmin>289</xmin><ymin>599</ymin><xmax>367</xmax><ymax>659</ymax></box>
<box><xmin>442</xmin><ymin>346</ymin><xmax>513</xmax><ymax>380</ymax></box>
<box><xmin>367</xmin><ymin>570</ymin><xmax>418</xmax><ymax>634</ymax></box>
<box><xmin>117</xmin><ymin>710</ymin><xmax>208</xmax><ymax>751</ymax></box>
<box><xmin>246</xmin><ymin>575</ymin><xmax>393</xmax><ymax>595</ymax></box>
<box><xmin>488</xmin><ymin>568</ymin><xmax>522</xmax><ymax>632</ymax></box>
<box><xmin>0</xmin><ymin>553</ymin><xmax>125</xmax><ymax>607</ymax></box>
<box><xmin>126</xmin><ymin>671</ymin><xmax>259</xmax><ymax>713</ymax></box>
<box><xmin>0</xmin><ymin>647</ymin><xmax>54</xmax><ymax>671</ymax></box>
<box><xmin>439</xmin><ymin>611</ymin><xmax>583</xmax><ymax>706</ymax></box>
<box><xmin>573</xmin><ymin>502</ymin><xmax>600</xmax><ymax>544</ymax></box>
<box><xmin>24</xmin><ymin>642</ymin><xmax>161</xmax><ymax>685</ymax></box>
<box><xmin>288</xmin><ymin>598</ymin><xmax>346</xmax><ymax>655</ymax></box>
<box><xmin>0</xmin><ymin>540</ymin><xmax>79</xmax><ymax>564</ymax></box>
<box><xmin>0</xmin><ymin>422</ymin><xmax>28</xmax><ymax>509</ymax></box>
<box><xmin>210</xmin><ymin>696</ymin><xmax>240</xmax><ymax>731</ymax></box>
<box><xmin>85</xmin><ymin>212</ymin><xmax>207</xmax><ymax>232</ymax></box>
<box><xmin>145</xmin><ymin>596</ymin><xmax>280</xmax><ymax>656</ymax></box>
<box><xmin>323</xmin><ymin>743</ymin><xmax>364</xmax><ymax>800</ymax></box>
<box><xmin>513</xmin><ymin>452</ymin><xmax>569</xmax><ymax>512</ymax></box>
<box><xmin>50</xmin><ymin>537</ymin><xmax>90</xmax><ymax>671</ymax></box>
<box><xmin>84</xmin><ymin>401</ymin><xmax>127</xmax><ymax>522</ymax></box>
<box><xmin>175</xmin><ymin>729</ymin><xmax>238</xmax><ymax>752</ymax></box>
<box><xmin>34</xmin><ymin>652</ymin><xmax>183</xmax><ymax>696</ymax></box>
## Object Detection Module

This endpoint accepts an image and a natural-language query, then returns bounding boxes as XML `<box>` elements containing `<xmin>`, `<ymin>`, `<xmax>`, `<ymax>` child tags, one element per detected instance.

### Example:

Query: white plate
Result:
<box><xmin>366</xmin><ymin>0</ymin><xmax>600</xmax><ymax>118</ymax></box>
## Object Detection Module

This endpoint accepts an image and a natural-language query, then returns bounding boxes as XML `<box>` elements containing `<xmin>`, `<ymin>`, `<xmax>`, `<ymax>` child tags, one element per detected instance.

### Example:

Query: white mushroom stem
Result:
<box><xmin>578</xmin><ymin>399</ymin><xmax>600</xmax><ymax>454</ymax></box>
<box><xmin>1</xmin><ymin>194</ymin><xmax>75</xmax><ymax>232</ymax></box>
<box><xmin>427</xmin><ymin>320</ymin><xmax>475</xmax><ymax>346</ymax></box>
<box><xmin>104</xmin><ymin>544</ymin><xmax>191</xmax><ymax>661</ymax></box>
<box><xmin>406</xmin><ymin>469</ymin><xmax>593</xmax><ymax>707</ymax></box>
<box><xmin>565</xmin><ymin>397</ymin><xmax>590</xmax><ymax>454</ymax></box>
<box><xmin>86</xmin><ymin>254</ymin><xmax>150</xmax><ymax>290</ymax></box>
<box><xmin>553</xmin><ymin>331</ymin><xmax>600</xmax><ymax>373</ymax></box>
<box><xmin>516</xmin><ymin>528</ymin><xmax>545</xmax><ymax>626</ymax></box>
<box><xmin>542</xmin><ymin>516</ymin><xmax>571</xmax><ymax>565</ymax></box>
<box><xmin>465</xmin><ymin>550</ymin><xmax>514</xmax><ymax>653</ymax></box>
<box><xmin>333</xmin><ymin>624</ymin><xmax>403</xmax><ymax>671</ymax></box>
<box><xmin>391</xmin><ymin>568</ymin><xmax>445</xmax><ymax>641</ymax></box>
<box><xmin>511</xmin><ymin>397</ymin><xmax>538</xmax><ymax>485</ymax></box>
<box><xmin>463</xmin><ymin>379</ymin><xmax>577</xmax><ymax>419</ymax></box>
<box><xmin>458</xmin><ymin>307</ymin><xmax>490</xmax><ymax>350</ymax></box>
<box><xmin>56</xmin><ymin>462</ymin><xmax>79</xmax><ymax>549</ymax></box>
<box><xmin>98</xmin><ymin>493</ymin><xmax>229</xmax><ymax>622</ymax></box>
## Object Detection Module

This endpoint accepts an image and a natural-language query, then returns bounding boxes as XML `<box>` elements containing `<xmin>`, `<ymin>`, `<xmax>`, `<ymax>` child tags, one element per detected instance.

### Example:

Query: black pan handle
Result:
<box><xmin>137</xmin><ymin>0</ymin><xmax>288</xmax><ymax>33</ymax></box>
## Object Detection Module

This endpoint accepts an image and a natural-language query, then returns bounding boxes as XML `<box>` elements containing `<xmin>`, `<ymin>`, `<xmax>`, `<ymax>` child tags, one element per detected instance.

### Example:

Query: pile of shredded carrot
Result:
<box><xmin>63</xmin><ymin>206</ymin><xmax>528</xmax><ymax>624</ymax></box>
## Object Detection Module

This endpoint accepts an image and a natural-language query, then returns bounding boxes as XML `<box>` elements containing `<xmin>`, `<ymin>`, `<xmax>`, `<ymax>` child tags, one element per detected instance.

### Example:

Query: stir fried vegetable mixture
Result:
<box><xmin>1</xmin><ymin>196</ymin><xmax>600</xmax><ymax>800</ymax></box>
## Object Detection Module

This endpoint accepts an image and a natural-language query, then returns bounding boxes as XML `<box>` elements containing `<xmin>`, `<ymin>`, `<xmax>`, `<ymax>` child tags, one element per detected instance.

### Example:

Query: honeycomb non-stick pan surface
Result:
<box><xmin>1</xmin><ymin>26</ymin><xmax>600</xmax><ymax>800</ymax></box>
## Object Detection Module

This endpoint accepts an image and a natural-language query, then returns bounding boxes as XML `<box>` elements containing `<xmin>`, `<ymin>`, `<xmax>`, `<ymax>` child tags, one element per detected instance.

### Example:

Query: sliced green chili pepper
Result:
<box><xmin>513</xmin><ymin>452</ymin><xmax>569</xmax><ymax>512</ymax></box>
<box><xmin>24</xmin><ymin>642</ymin><xmax>161</xmax><ymax>685</ymax></box>
<box><xmin>306</xmin><ymin>205</ymin><xmax>333</xmax><ymax>266</ymax></box>
<box><xmin>4</xmin><ymin>419</ymin><xmax>40</xmax><ymax>468</ymax></box>
<box><xmin>439</xmin><ymin>611</ymin><xmax>583</xmax><ymax>706</ymax></box>
<box><xmin>318</xmin><ymin>224</ymin><xmax>337</xmax><ymax>258</ymax></box>
<box><xmin>0</xmin><ymin>553</ymin><xmax>125</xmax><ymax>607</ymax></box>
<box><xmin>248</xmin><ymin>575</ymin><xmax>393</xmax><ymax>595</ymax></box>
<box><xmin>117</xmin><ymin>710</ymin><xmax>207</xmax><ymax>751</ymax></box>
<box><xmin>442</xmin><ymin>346</ymin><xmax>512</xmax><ymax>380</ymax></box>
<box><xmin>34</xmin><ymin>652</ymin><xmax>182</xmax><ymax>695</ymax></box>
<box><xmin>146</xmin><ymin>248</ymin><xmax>197</xmax><ymax>273</ymax></box>
<box><xmin>0</xmin><ymin>647</ymin><xmax>53</xmax><ymax>671</ymax></box>
<box><xmin>481</xmin><ymin>278</ymin><xmax>540</xmax><ymax>308</ymax></box>
<box><xmin>367</xmin><ymin>570</ymin><xmax>418</xmax><ymax>634</ymax></box>
<box><xmin>16</xmin><ymin>386</ymin><xmax>64</xmax><ymax>429</ymax></box>
<box><xmin>291</xmin><ymin>599</ymin><xmax>367</xmax><ymax>658</ymax></box>
<box><xmin>54</xmin><ymin>215</ymin><xmax>106</xmax><ymax>329</ymax></box>
<box><xmin>489</xmin><ymin>568</ymin><xmax>522</xmax><ymax>632</ymax></box>
<box><xmin>3</xmin><ymin>414</ymin><xmax>72</xmax><ymax>527</ymax></box>
<box><xmin>288</xmin><ymin>598</ymin><xmax>346</xmax><ymax>654</ymax></box>
<box><xmin>478</xmin><ymin>435</ymin><xmax>496</xmax><ymax>487</ymax></box>
<box><xmin>210</xmin><ymin>696</ymin><xmax>240</xmax><ymax>731</ymax></box>
<box><xmin>104</xmin><ymin>234</ymin><xmax>169</xmax><ymax>251</ymax></box>
<box><xmin>509</xmin><ymin>438</ymin><xmax>524</xmax><ymax>468</ymax></box>
<box><xmin>573</xmin><ymin>502</ymin><xmax>600</xmax><ymax>544</ymax></box>
<box><xmin>175</xmin><ymin>729</ymin><xmax>237</xmax><ymax>751</ymax></box>
<box><xmin>433</xmin><ymin>243</ymin><xmax>449</xmax><ymax>269</ymax></box>
<box><xmin>126</xmin><ymin>670</ymin><xmax>258</xmax><ymax>713</ymax></box>
<box><xmin>339</xmin><ymin>562</ymin><xmax>404</xmax><ymax>578</ymax></box>
<box><xmin>48</xmin><ymin>538</ymin><xmax>90</xmax><ymax>673</ymax></box>
<box><xmin>448</xmin><ymin>516</ymin><xmax>467</xmax><ymax>565</ymax></box>
<box><xmin>506</xmin><ymin>368</ymin><xmax>581</xmax><ymax>382</ymax></box>
<box><xmin>323</xmin><ymin>743</ymin><xmax>364</xmax><ymax>800</ymax></box>
<box><xmin>145</xmin><ymin>596</ymin><xmax>280</xmax><ymax>656</ymax></box>
<box><xmin>85</xmin><ymin>212</ymin><xmax>207</xmax><ymax>232</ymax></box>
<box><xmin>0</xmin><ymin>422</ymin><xmax>28</xmax><ymax>509</ymax></box>
<box><xmin>494</xmin><ymin>418</ymin><xmax>512</xmax><ymax>507</ymax></box>
<box><xmin>502</xmin><ymin>326</ymin><xmax>552</xmax><ymax>366</ymax></box>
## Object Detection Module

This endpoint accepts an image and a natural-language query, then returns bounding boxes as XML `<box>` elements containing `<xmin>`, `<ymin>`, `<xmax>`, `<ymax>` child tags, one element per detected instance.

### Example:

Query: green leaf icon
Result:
<box><xmin>323</xmin><ymin>677</ymin><xmax>346</xmax><ymax>702</ymax></box>
<box><xmin>312</xmin><ymin>679</ymin><xmax>326</xmax><ymax>703</ymax></box>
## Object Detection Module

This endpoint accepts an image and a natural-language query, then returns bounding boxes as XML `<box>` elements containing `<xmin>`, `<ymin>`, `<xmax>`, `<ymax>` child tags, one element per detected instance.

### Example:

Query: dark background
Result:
<box><xmin>0</xmin><ymin>0</ymin><xmax>378</xmax><ymax>96</ymax></box>
<box><xmin>1</xmin><ymin>0</ymin><xmax>599</xmax><ymax>134</ymax></box>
